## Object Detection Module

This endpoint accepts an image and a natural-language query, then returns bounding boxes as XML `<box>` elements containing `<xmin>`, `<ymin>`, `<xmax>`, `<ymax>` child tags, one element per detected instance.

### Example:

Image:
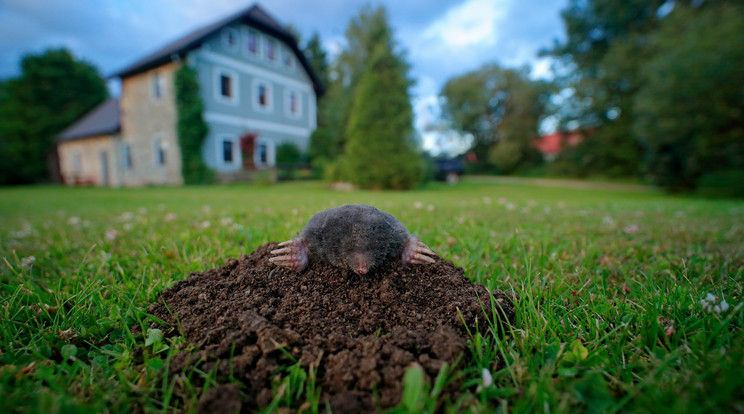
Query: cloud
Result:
<box><xmin>421</xmin><ymin>0</ymin><xmax>505</xmax><ymax>49</ymax></box>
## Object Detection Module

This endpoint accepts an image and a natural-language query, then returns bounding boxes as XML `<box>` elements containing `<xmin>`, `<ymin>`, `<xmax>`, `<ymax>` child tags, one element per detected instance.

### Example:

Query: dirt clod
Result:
<box><xmin>146</xmin><ymin>243</ymin><xmax>516</xmax><ymax>412</ymax></box>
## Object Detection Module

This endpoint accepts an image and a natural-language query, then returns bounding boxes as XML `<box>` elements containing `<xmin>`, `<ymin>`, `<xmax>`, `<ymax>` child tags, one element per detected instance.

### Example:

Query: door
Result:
<box><xmin>99</xmin><ymin>150</ymin><xmax>109</xmax><ymax>186</ymax></box>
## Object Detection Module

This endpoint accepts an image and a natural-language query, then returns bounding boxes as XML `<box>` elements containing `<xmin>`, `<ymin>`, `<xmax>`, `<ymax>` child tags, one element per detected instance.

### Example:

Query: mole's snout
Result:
<box><xmin>349</xmin><ymin>252</ymin><xmax>371</xmax><ymax>275</ymax></box>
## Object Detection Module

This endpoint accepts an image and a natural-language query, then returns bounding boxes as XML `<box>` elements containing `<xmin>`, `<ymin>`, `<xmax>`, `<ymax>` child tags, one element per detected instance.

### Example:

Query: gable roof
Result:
<box><xmin>57</xmin><ymin>98</ymin><xmax>120</xmax><ymax>142</ymax></box>
<box><xmin>111</xmin><ymin>4</ymin><xmax>324</xmax><ymax>95</ymax></box>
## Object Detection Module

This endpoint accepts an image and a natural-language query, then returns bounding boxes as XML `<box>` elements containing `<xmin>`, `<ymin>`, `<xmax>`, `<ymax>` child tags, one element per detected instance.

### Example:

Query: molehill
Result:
<box><xmin>144</xmin><ymin>242</ymin><xmax>517</xmax><ymax>413</ymax></box>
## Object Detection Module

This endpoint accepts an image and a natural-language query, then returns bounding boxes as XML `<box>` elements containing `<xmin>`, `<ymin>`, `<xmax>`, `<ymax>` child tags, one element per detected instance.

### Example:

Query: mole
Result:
<box><xmin>269</xmin><ymin>204</ymin><xmax>436</xmax><ymax>275</ymax></box>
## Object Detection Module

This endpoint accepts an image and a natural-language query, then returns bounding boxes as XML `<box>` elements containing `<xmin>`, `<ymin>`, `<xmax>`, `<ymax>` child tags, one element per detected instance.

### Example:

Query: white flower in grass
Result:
<box><xmin>231</xmin><ymin>223</ymin><xmax>244</xmax><ymax>231</ymax></box>
<box><xmin>12</xmin><ymin>223</ymin><xmax>34</xmax><ymax>238</ymax></box>
<box><xmin>200</xmin><ymin>220</ymin><xmax>211</xmax><ymax>229</ymax></box>
<box><xmin>623</xmin><ymin>224</ymin><xmax>639</xmax><ymax>234</ymax></box>
<box><xmin>202</xmin><ymin>205</ymin><xmax>212</xmax><ymax>214</ymax></box>
<box><xmin>105</xmin><ymin>229</ymin><xmax>118</xmax><ymax>240</ymax></box>
<box><xmin>220</xmin><ymin>217</ymin><xmax>234</xmax><ymax>227</ymax></box>
<box><xmin>700</xmin><ymin>293</ymin><xmax>730</xmax><ymax>314</ymax></box>
<box><xmin>528</xmin><ymin>200</ymin><xmax>537</xmax><ymax>208</ymax></box>
<box><xmin>119</xmin><ymin>212</ymin><xmax>134</xmax><ymax>221</ymax></box>
<box><xmin>82</xmin><ymin>220</ymin><xmax>91</xmax><ymax>228</ymax></box>
<box><xmin>477</xmin><ymin>367</ymin><xmax>493</xmax><ymax>392</ymax></box>
<box><xmin>164</xmin><ymin>213</ymin><xmax>177</xmax><ymax>222</ymax></box>
<box><xmin>557</xmin><ymin>201</ymin><xmax>566</xmax><ymax>209</ymax></box>
<box><xmin>505</xmin><ymin>203</ymin><xmax>516</xmax><ymax>211</ymax></box>
<box><xmin>291</xmin><ymin>208</ymin><xmax>298</xmax><ymax>216</ymax></box>
<box><xmin>21</xmin><ymin>256</ymin><xmax>36</xmax><ymax>268</ymax></box>
<box><xmin>123</xmin><ymin>223</ymin><xmax>133</xmax><ymax>231</ymax></box>
<box><xmin>67</xmin><ymin>216</ymin><xmax>81</xmax><ymax>226</ymax></box>
<box><xmin>482</xmin><ymin>196</ymin><xmax>492</xmax><ymax>205</ymax></box>
<box><xmin>137</xmin><ymin>207</ymin><xmax>148</xmax><ymax>215</ymax></box>
<box><xmin>497</xmin><ymin>197</ymin><xmax>506</xmax><ymax>205</ymax></box>
<box><xmin>427</xmin><ymin>204</ymin><xmax>435</xmax><ymax>212</ymax></box>
<box><xmin>482</xmin><ymin>367</ymin><xmax>493</xmax><ymax>387</ymax></box>
<box><xmin>413</xmin><ymin>201</ymin><xmax>423</xmax><ymax>209</ymax></box>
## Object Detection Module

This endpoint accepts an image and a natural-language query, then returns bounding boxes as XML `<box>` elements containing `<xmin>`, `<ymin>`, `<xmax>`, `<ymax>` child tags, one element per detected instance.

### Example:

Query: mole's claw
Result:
<box><xmin>409</xmin><ymin>252</ymin><xmax>436</xmax><ymax>264</ymax></box>
<box><xmin>269</xmin><ymin>238</ymin><xmax>309</xmax><ymax>272</ymax></box>
<box><xmin>402</xmin><ymin>235</ymin><xmax>436</xmax><ymax>266</ymax></box>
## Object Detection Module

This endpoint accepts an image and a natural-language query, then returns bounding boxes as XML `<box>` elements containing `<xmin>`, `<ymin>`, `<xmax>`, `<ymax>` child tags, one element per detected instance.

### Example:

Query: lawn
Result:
<box><xmin>1</xmin><ymin>180</ymin><xmax>742</xmax><ymax>413</ymax></box>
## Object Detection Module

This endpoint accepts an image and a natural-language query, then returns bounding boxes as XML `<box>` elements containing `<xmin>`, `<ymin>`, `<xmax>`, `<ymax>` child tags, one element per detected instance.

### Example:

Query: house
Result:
<box><xmin>533</xmin><ymin>130</ymin><xmax>588</xmax><ymax>162</ymax></box>
<box><xmin>57</xmin><ymin>4</ymin><xmax>322</xmax><ymax>186</ymax></box>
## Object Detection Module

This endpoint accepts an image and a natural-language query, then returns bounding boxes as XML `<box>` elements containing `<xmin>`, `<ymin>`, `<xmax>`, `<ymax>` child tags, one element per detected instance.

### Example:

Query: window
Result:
<box><xmin>220</xmin><ymin>74</ymin><xmax>232</xmax><ymax>98</ymax></box>
<box><xmin>258</xmin><ymin>142</ymin><xmax>268</xmax><ymax>165</ymax></box>
<box><xmin>254</xmin><ymin>138</ymin><xmax>275</xmax><ymax>168</ymax></box>
<box><xmin>72</xmin><ymin>152</ymin><xmax>82</xmax><ymax>173</ymax></box>
<box><xmin>265</xmin><ymin>38</ymin><xmax>276</xmax><ymax>62</ymax></box>
<box><xmin>151</xmin><ymin>72</ymin><xmax>165</xmax><ymax>100</ymax></box>
<box><xmin>213</xmin><ymin>68</ymin><xmax>238</xmax><ymax>105</ymax></box>
<box><xmin>222</xmin><ymin>139</ymin><xmax>234</xmax><ymax>163</ymax></box>
<box><xmin>284</xmin><ymin>88</ymin><xmax>302</xmax><ymax>118</ymax></box>
<box><xmin>282</xmin><ymin>48</ymin><xmax>294</xmax><ymax>69</ymax></box>
<box><xmin>222</xmin><ymin>28</ymin><xmax>238</xmax><ymax>51</ymax></box>
<box><xmin>154</xmin><ymin>138</ymin><xmax>166</xmax><ymax>166</ymax></box>
<box><xmin>124</xmin><ymin>145</ymin><xmax>132</xmax><ymax>169</ymax></box>
<box><xmin>252</xmin><ymin>79</ymin><xmax>273</xmax><ymax>112</ymax></box>
<box><xmin>244</xmin><ymin>29</ymin><xmax>259</xmax><ymax>55</ymax></box>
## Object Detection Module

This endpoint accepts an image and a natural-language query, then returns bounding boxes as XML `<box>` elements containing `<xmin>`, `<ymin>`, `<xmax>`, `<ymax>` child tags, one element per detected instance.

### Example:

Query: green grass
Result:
<box><xmin>1</xmin><ymin>180</ymin><xmax>742</xmax><ymax>413</ymax></box>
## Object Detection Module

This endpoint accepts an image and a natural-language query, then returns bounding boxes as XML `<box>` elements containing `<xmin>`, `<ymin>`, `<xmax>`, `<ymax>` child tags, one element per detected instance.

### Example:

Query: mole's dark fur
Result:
<box><xmin>269</xmin><ymin>204</ymin><xmax>435</xmax><ymax>275</ymax></box>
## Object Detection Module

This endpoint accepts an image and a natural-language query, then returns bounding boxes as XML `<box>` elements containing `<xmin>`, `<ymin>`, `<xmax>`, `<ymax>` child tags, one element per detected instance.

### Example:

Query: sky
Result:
<box><xmin>0</xmin><ymin>0</ymin><xmax>567</xmax><ymax>154</ymax></box>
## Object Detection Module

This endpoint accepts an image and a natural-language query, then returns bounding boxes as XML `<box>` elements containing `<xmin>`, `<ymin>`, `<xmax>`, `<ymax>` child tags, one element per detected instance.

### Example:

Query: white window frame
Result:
<box><xmin>216</xmin><ymin>134</ymin><xmax>239</xmax><ymax>167</ymax></box>
<box><xmin>150</xmin><ymin>71</ymin><xmax>166</xmax><ymax>100</ymax></box>
<box><xmin>254</xmin><ymin>137</ymin><xmax>275</xmax><ymax>168</ymax></box>
<box><xmin>154</xmin><ymin>136</ymin><xmax>168</xmax><ymax>167</ymax></box>
<box><xmin>283</xmin><ymin>88</ymin><xmax>302</xmax><ymax>119</ymax></box>
<box><xmin>252</xmin><ymin>78</ymin><xmax>273</xmax><ymax>113</ymax></box>
<box><xmin>213</xmin><ymin>67</ymin><xmax>239</xmax><ymax>105</ymax></box>
<box><xmin>221</xmin><ymin>27</ymin><xmax>239</xmax><ymax>52</ymax></box>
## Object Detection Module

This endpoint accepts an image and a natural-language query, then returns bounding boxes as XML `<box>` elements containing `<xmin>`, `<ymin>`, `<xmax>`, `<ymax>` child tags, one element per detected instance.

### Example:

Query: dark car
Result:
<box><xmin>433</xmin><ymin>157</ymin><xmax>464</xmax><ymax>184</ymax></box>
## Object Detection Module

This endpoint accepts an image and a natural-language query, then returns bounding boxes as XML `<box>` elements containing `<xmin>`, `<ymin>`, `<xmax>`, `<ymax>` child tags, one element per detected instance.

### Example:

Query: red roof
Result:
<box><xmin>534</xmin><ymin>130</ymin><xmax>586</xmax><ymax>154</ymax></box>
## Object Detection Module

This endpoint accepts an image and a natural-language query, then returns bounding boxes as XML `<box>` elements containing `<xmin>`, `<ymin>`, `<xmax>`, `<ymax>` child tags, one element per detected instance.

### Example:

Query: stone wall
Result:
<box><xmin>120</xmin><ymin>61</ymin><xmax>184</xmax><ymax>186</ymax></box>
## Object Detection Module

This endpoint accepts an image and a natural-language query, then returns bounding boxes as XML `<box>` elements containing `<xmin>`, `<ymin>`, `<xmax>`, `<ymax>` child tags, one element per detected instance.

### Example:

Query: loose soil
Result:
<box><xmin>145</xmin><ymin>242</ymin><xmax>517</xmax><ymax>413</ymax></box>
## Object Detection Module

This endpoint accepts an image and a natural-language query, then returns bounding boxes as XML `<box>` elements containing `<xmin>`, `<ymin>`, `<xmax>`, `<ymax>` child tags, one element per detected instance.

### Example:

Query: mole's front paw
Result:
<box><xmin>269</xmin><ymin>238</ymin><xmax>309</xmax><ymax>272</ymax></box>
<box><xmin>402</xmin><ymin>236</ymin><xmax>436</xmax><ymax>265</ymax></box>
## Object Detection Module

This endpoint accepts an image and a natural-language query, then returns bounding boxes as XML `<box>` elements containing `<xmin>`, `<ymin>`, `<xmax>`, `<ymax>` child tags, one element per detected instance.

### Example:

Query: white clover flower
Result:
<box><xmin>700</xmin><ymin>293</ymin><xmax>731</xmax><ymax>314</ymax></box>
<box><xmin>123</xmin><ymin>223</ymin><xmax>133</xmax><ymax>231</ymax></box>
<box><xmin>164</xmin><ymin>213</ymin><xmax>177</xmax><ymax>222</ymax></box>
<box><xmin>120</xmin><ymin>212</ymin><xmax>134</xmax><ymax>221</ymax></box>
<box><xmin>67</xmin><ymin>216</ymin><xmax>81</xmax><ymax>226</ymax></box>
<box><xmin>220</xmin><ymin>217</ymin><xmax>234</xmax><ymax>227</ymax></box>
<box><xmin>105</xmin><ymin>229</ymin><xmax>118</xmax><ymax>240</ymax></box>
<box><xmin>482</xmin><ymin>196</ymin><xmax>492</xmax><ymax>205</ymax></box>
<box><xmin>137</xmin><ymin>207</ymin><xmax>148</xmax><ymax>215</ymax></box>
<box><xmin>12</xmin><ymin>223</ymin><xmax>34</xmax><ymax>238</ymax></box>
<box><xmin>623</xmin><ymin>224</ymin><xmax>640</xmax><ymax>234</ymax></box>
<box><xmin>202</xmin><ymin>205</ymin><xmax>212</xmax><ymax>214</ymax></box>
<box><xmin>291</xmin><ymin>208</ymin><xmax>298</xmax><ymax>215</ymax></box>
<box><xmin>497</xmin><ymin>197</ymin><xmax>506</xmax><ymax>205</ymax></box>
<box><xmin>200</xmin><ymin>220</ymin><xmax>211</xmax><ymax>229</ymax></box>
<box><xmin>505</xmin><ymin>203</ymin><xmax>516</xmax><ymax>211</ymax></box>
<box><xmin>21</xmin><ymin>256</ymin><xmax>36</xmax><ymax>268</ymax></box>
<box><xmin>413</xmin><ymin>201</ymin><xmax>423</xmax><ymax>209</ymax></box>
<box><xmin>482</xmin><ymin>367</ymin><xmax>493</xmax><ymax>387</ymax></box>
<box><xmin>427</xmin><ymin>204</ymin><xmax>435</xmax><ymax>212</ymax></box>
<box><xmin>557</xmin><ymin>201</ymin><xmax>566</xmax><ymax>209</ymax></box>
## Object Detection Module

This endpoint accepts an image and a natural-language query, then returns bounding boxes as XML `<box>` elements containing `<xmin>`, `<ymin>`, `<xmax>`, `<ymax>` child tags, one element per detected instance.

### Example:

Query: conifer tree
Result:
<box><xmin>341</xmin><ymin>22</ymin><xmax>423</xmax><ymax>189</ymax></box>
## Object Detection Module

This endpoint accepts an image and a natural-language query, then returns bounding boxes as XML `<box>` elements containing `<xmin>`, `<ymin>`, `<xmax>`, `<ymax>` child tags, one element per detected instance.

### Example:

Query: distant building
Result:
<box><xmin>57</xmin><ymin>4</ymin><xmax>322</xmax><ymax>186</ymax></box>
